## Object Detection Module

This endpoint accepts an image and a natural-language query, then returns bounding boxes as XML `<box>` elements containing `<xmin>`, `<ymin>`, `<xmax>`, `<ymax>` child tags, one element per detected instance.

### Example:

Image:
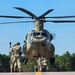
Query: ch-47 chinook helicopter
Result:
<box><xmin>1</xmin><ymin>7</ymin><xmax>75</xmax><ymax>65</ymax></box>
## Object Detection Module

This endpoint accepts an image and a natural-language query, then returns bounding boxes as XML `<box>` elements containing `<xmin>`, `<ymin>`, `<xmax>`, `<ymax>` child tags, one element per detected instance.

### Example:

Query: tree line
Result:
<box><xmin>54</xmin><ymin>51</ymin><xmax>75</xmax><ymax>71</ymax></box>
<box><xmin>0</xmin><ymin>51</ymin><xmax>75</xmax><ymax>72</ymax></box>
<box><xmin>0</xmin><ymin>54</ymin><xmax>10</xmax><ymax>72</ymax></box>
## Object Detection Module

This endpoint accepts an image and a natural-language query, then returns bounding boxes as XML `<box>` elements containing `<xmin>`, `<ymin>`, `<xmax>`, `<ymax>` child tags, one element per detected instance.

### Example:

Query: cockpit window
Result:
<box><xmin>30</xmin><ymin>31</ymin><xmax>47</xmax><ymax>37</ymax></box>
<box><xmin>37</xmin><ymin>32</ymin><xmax>40</xmax><ymax>36</ymax></box>
<box><xmin>31</xmin><ymin>32</ymin><xmax>36</xmax><ymax>36</ymax></box>
<box><xmin>41</xmin><ymin>32</ymin><xmax>46</xmax><ymax>37</ymax></box>
<box><xmin>33</xmin><ymin>32</ymin><xmax>37</xmax><ymax>36</ymax></box>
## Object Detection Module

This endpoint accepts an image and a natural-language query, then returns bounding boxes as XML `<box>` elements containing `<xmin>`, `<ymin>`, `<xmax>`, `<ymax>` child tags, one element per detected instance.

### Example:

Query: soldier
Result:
<box><xmin>9</xmin><ymin>42</ymin><xmax>14</xmax><ymax>72</ymax></box>
<box><xmin>9</xmin><ymin>42</ymin><xmax>22</xmax><ymax>72</ymax></box>
<box><xmin>37</xmin><ymin>56</ymin><xmax>43</xmax><ymax>71</ymax></box>
<box><xmin>42</xmin><ymin>57</ymin><xmax>49</xmax><ymax>71</ymax></box>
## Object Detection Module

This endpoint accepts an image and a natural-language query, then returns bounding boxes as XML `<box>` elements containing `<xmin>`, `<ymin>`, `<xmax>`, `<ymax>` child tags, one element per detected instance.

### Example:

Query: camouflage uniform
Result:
<box><xmin>9</xmin><ymin>42</ymin><xmax>22</xmax><ymax>72</ymax></box>
<box><xmin>37</xmin><ymin>57</ymin><xmax>48</xmax><ymax>72</ymax></box>
<box><xmin>42</xmin><ymin>58</ymin><xmax>48</xmax><ymax>71</ymax></box>
<box><xmin>9</xmin><ymin>46</ymin><xmax>14</xmax><ymax>72</ymax></box>
<box><xmin>37</xmin><ymin>57</ymin><xmax>43</xmax><ymax>71</ymax></box>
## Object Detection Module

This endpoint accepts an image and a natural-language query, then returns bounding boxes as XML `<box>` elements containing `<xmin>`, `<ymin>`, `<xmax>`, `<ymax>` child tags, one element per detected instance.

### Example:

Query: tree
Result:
<box><xmin>70</xmin><ymin>53</ymin><xmax>75</xmax><ymax>71</ymax></box>
<box><xmin>0</xmin><ymin>54</ymin><xmax>10</xmax><ymax>72</ymax></box>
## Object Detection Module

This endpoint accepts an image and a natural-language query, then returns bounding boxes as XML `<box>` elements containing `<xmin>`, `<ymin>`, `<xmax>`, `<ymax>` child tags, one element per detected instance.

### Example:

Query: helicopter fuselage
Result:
<box><xmin>23</xmin><ymin>29</ymin><xmax>55</xmax><ymax>59</ymax></box>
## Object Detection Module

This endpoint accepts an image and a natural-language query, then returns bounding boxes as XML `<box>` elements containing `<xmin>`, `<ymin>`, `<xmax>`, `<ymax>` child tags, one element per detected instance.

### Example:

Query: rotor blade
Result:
<box><xmin>45</xmin><ymin>20</ymin><xmax>75</xmax><ymax>23</ymax></box>
<box><xmin>0</xmin><ymin>15</ymin><xmax>31</xmax><ymax>18</ymax></box>
<box><xmin>0</xmin><ymin>21</ymin><xmax>34</xmax><ymax>24</ymax></box>
<box><xmin>38</xmin><ymin>9</ymin><xmax>54</xmax><ymax>19</ymax></box>
<box><xmin>14</xmin><ymin>7</ymin><xmax>37</xmax><ymax>19</ymax></box>
<box><xmin>45</xmin><ymin>16</ymin><xmax>75</xmax><ymax>18</ymax></box>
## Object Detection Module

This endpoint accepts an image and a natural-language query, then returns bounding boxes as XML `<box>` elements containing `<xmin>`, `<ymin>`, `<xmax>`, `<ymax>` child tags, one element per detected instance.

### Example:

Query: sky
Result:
<box><xmin>0</xmin><ymin>0</ymin><xmax>75</xmax><ymax>55</ymax></box>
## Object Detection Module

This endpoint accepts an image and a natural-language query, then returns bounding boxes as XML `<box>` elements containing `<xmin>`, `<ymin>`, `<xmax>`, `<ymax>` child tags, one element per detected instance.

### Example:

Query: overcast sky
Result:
<box><xmin>0</xmin><ymin>0</ymin><xmax>75</xmax><ymax>55</ymax></box>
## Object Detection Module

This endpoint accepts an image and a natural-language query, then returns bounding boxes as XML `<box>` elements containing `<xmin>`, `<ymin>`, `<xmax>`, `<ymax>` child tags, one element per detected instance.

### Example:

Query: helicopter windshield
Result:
<box><xmin>41</xmin><ymin>32</ymin><xmax>46</xmax><ymax>37</ymax></box>
<box><xmin>33</xmin><ymin>32</ymin><xmax>37</xmax><ymax>36</ymax></box>
<box><xmin>37</xmin><ymin>33</ymin><xmax>40</xmax><ymax>36</ymax></box>
<box><xmin>30</xmin><ymin>31</ymin><xmax>47</xmax><ymax>37</ymax></box>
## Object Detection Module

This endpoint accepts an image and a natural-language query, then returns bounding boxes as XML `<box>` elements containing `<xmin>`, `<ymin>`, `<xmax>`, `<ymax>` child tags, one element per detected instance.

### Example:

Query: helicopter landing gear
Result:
<box><xmin>50</xmin><ymin>57</ymin><xmax>55</xmax><ymax>65</ymax></box>
<box><xmin>24</xmin><ymin>57</ymin><xmax>28</xmax><ymax>65</ymax></box>
<box><xmin>22</xmin><ymin>56</ymin><xmax>28</xmax><ymax>65</ymax></box>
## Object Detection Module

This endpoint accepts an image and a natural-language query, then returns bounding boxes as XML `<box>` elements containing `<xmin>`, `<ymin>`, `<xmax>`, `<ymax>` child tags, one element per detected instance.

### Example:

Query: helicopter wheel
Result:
<box><xmin>50</xmin><ymin>57</ymin><xmax>55</xmax><ymax>65</ymax></box>
<box><xmin>24</xmin><ymin>57</ymin><xmax>28</xmax><ymax>65</ymax></box>
<box><xmin>22</xmin><ymin>56</ymin><xmax>28</xmax><ymax>65</ymax></box>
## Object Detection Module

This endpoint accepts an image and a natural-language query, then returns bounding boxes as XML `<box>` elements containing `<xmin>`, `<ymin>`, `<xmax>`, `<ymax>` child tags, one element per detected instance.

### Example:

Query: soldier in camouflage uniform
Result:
<box><xmin>9</xmin><ymin>42</ymin><xmax>14</xmax><ymax>72</ymax></box>
<box><xmin>9</xmin><ymin>42</ymin><xmax>22</xmax><ymax>72</ymax></box>
<box><xmin>37</xmin><ymin>57</ymin><xmax>42</xmax><ymax>71</ymax></box>
<box><xmin>37</xmin><ymin>56</ymin><xmax>48</xmax><ymax>72</ymax></box>
<box><xmin>9</xmin><ymin>49</ymin><xmax>13</xmax><ymax>72</ymax></box>
<box><xmin>42</xmin><ymin>57</ymin><xmax>49</xmax><ymax>71</ymax></box>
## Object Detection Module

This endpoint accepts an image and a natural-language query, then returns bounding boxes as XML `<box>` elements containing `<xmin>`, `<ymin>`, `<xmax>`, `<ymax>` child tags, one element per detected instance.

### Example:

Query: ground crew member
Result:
<box><xmin>9</xmin><ymin>42</ymin><xmax>22</xmax><ymax>72</ymax></box>
<box><xmin>9</xmin><ymin>46</ymin><xmax>14</xmax><ymax>72</ymax></box>
<box><xmin>37</xmin><ymin>57</ymin><xmax>42</xmax><ymax>71</ymax></box>
<box><xmin>42</xmin><ymin>57</ymin><xmax>48</xmax><ymax>71</ymax></box>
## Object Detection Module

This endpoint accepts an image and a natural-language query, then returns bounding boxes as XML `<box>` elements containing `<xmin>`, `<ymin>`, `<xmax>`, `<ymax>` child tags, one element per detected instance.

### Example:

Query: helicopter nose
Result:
<box><xmin>31</xmin><ymin>37</ymin><xmax>46</xmax><ymax>43</ymax></box>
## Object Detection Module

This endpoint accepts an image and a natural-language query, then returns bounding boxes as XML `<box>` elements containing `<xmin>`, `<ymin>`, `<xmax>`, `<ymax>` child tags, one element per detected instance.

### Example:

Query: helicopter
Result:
<box><xmin>1</xmin><ymin>7</ymin><xmax>75</xmax><ymax>65</ymax></box>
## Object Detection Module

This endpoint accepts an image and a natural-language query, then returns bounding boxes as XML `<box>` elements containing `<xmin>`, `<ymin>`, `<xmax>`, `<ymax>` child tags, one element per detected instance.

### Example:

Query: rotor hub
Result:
<box><xmin>34</xmin><ymin>20</ymin><xmax>44</xmax><ymax>31</ymax></box>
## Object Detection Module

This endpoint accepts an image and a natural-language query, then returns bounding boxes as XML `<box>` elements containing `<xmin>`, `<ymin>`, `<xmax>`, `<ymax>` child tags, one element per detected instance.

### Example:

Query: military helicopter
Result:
<box><xmin>1</xmin><ymin>7</ymin><xmax>75</xmax><ymax>65</ymax></box>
